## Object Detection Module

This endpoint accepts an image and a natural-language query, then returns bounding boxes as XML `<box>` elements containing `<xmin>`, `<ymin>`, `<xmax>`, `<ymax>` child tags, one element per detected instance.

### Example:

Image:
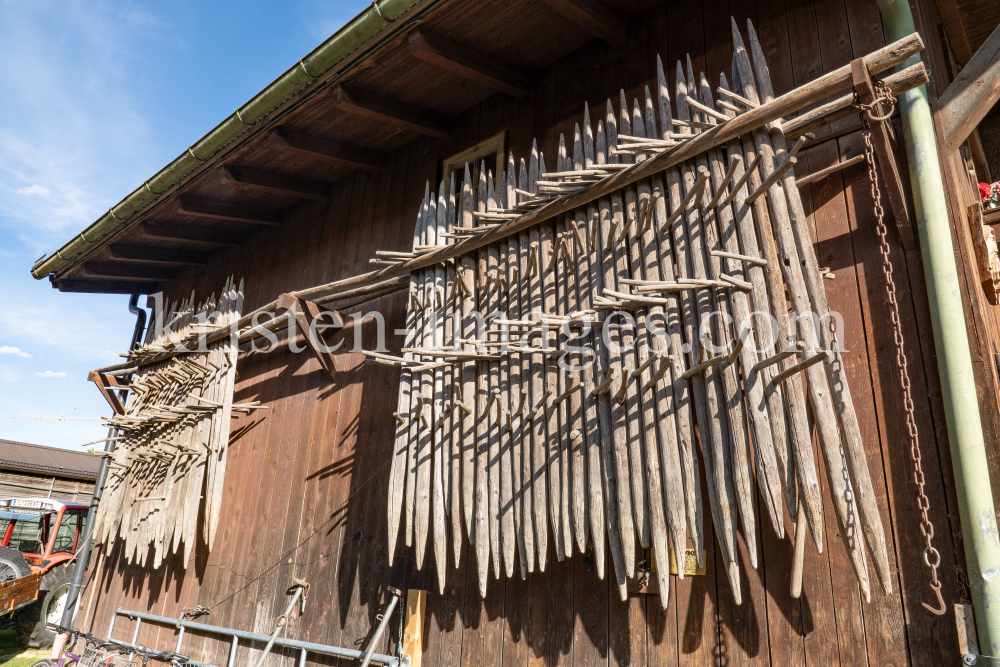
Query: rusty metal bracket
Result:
<box><xmin>852</xmin><ymin>57</ymin><xmax>915</xmax><ymax>250</ymax></box>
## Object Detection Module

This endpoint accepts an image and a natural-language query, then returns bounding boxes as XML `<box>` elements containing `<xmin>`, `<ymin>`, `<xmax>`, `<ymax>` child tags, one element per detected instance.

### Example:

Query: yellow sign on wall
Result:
<box><xmin>668</xmin><ymin>548</ymin><xmax>707</xmax><ymax>576</ymax></box>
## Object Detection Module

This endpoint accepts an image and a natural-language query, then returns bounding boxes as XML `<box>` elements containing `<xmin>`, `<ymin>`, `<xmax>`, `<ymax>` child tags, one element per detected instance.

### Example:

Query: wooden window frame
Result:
<box><xmin>442</xmin><ymin>131</ymin><xmax>507</xmax><ymax>201</ymax></box>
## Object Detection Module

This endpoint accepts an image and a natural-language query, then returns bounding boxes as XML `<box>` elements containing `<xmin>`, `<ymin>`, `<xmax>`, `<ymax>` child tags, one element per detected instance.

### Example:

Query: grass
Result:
<box><xmin>0</xmin><ymin>629</ymin><xmax>47</xmax><ymax>667</ymax></box>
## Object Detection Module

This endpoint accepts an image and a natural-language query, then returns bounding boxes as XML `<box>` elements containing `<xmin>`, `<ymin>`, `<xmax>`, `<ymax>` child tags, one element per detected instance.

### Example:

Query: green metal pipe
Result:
<box><xmin>877</xmin><ymin>0</ymin><xmax>1000</xmax><ymax>654</ymax></box>
<box><xmin>31</xmin><ymin>0</ymin><xmax>424</xmax><ymax>280</ymax></box>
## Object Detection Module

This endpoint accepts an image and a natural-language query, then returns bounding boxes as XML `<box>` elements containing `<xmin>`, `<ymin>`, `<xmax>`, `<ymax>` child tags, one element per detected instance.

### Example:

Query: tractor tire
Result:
<box><xmin>0</xmin><ymin>546</ymin><xmax>31</xmax><ymax>583</ymax></box>
<box><xmin>16</xmin><ymin>564</ymin><xmax>74</xmax><ymax>649</ymax></box>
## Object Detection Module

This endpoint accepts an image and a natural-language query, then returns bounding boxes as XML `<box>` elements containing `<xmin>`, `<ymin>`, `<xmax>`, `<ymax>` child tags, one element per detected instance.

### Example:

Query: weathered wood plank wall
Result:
<box><xmin>0</xmin><ymin>472</ymin><xmax>92</xmax><ymax>504</ymax></box>
<box><xmin>78</xmin><ymin>0</ymin><xmax>974</xmax><ymax>664</ymax></box>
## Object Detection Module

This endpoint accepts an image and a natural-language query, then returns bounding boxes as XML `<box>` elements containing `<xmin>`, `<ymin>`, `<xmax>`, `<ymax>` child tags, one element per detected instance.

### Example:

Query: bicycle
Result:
<box><xmin>118</xmin><ymin>642</ymin><xmax>192</xmax><ymax>667</ymax></box>
<box><xmin>30</xmin><ymin>625</ymin><xmax>126</xmax><ymax>667</ymax></box>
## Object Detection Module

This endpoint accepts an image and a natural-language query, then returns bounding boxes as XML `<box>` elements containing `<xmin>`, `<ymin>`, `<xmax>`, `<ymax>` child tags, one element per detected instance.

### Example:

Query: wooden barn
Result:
<box><xmin>0</xmin><ymin>439</ymin><xmax>97</xmax><ymax>504</ymax></box>
<box><xmin>28</xmin><ymin>0</ymin><xmax>1000</xmax><ymax>664</ymax></box>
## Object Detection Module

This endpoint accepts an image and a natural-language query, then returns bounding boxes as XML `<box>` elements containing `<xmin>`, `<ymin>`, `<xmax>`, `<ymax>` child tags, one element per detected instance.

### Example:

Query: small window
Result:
<box><xmin>52</xmin><ymin>511</ymin><xmax>82</xmax><ymax>555</ymax></box>
<box><xmin>9</xmin><ymin>512</ymin><xmax>46</xmax><ymax>554</ymax></box>
<box><xmin>442</xmin><ymin>131</ymin><xmax>506</xmax><ymax>206</ymax></box>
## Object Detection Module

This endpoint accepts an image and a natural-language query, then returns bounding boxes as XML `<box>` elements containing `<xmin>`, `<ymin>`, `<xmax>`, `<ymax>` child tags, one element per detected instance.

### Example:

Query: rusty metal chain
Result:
<box><xmin>856</xmin><ymin>78</ymin><xmax>897</xmax><ymax>122</ymax></box>
<box><xmin>860</xmin><ymin>103</ymin><xmax>946</xmax><ymax>616</ymax></box>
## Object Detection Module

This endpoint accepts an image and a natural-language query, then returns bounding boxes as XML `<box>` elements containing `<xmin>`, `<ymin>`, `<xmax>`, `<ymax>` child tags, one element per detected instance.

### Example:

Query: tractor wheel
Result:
<box><xmin>17</xmin><ymin>564</ymin><xmax>74</xmax><ymax>649</ymax></box>
<box><xmin>0</xmin><ymin>546</ymin><xmax>31</xmax><ymax>583</ymax></box>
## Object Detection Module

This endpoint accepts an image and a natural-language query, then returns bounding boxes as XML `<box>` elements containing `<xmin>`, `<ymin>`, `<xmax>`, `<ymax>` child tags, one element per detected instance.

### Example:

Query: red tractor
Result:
<box><xmin>0</xmin><ymin>498</ymin><xmax>89</xmax><ymax>647</ymax></box>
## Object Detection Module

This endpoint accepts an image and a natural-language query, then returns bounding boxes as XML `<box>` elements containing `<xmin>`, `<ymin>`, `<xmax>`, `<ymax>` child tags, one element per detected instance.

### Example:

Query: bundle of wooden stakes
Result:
<box><xmin>93</xmin><ymin>277</ymin><xmax>256</xmax><ymax>567</ymax></box>
<box><xmin>379</xmin><ymin>19</ymin><xmax>900</xmax><ymax>607</ymax></box>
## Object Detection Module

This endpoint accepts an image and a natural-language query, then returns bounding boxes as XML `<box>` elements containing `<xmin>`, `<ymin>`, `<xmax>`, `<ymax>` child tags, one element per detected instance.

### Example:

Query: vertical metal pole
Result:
<box><xmin>298</xmin><ymin>648</ymin><xmax>307</xmax><ymax>667</ymax></box>
<box><xmin>175</xmin><ymin>626</ymin><xmax>186</xmax><ymax>653</ymax></box>
<box><xmin>130</xmin><ymin>618</ymin><xmax>142</xmax><ymax>645</ymax></box>
<box><xmin>106</xmin><ymin>613</ymin><xmax>116</xmax><ymax>641</ymax></box>
<box><xmin>252</xmin><ymin>586</ymin><xmax>304</xmax><ymax>667</ymax></box>
<box><xmin>360</xmin><ymin>588</ymin><xmax>402</xmax><ymax>667</ymax></box>
<box><xmin>875</xmin><ymin>0</ymin><xmax>1000</xmax><ymax>655</ymax></box>
<box><xmin>228</xmin><ymin>636</ymin><xmax>239</xmax><ymax>667</ymax></box>
<box><xmin>60</xmin><ymin>295</ymin><xmax>147</xmax><ymax>633</ymax></box>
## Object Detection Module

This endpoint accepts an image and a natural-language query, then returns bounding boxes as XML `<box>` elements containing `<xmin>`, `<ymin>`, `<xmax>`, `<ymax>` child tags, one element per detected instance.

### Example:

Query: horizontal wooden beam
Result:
<box><xmin>82</xmin><ymin>262</ymin><xmax>180</xmax><ymax>281</ymax></box>
<box><xmin>782</xmin><ymin>62</ymin><xmax>926</xmax><ymax>139</ymax></box>
<box><xmin>331</xmin><ymin>85</ymin><xmax>450</xmax><ymax>139</ymax></box>
<box><xmin>107</xmin><ymin>245</ymin><xmax>210</xmax><ymax>265</ymax></box>
<box><xmin>222</xmin><ymin>165</ymin><xmax>330</xmax><ymax>201</ymax></box>
<box><xmin>408</xmin><ymin>29</ymin><xmax>529</xmax><ymax>97</ymax></box>
<box><xmin>540</xmin><ymin>0</ymin><xmax>626</xmax><ymax>47</ymax></box>
<box><xmin>141</xmin><ymin>223</ymin><xmax>243</xmax><ymax>247</ymax></box>
<box><xmin>268</xmin><ymin>128</ymin><xmax>385</xmax><ymax>172</ymax></box>
<box><xmin>178</xmin><ymin>196</ymin><xmax>284</xmax><ymax>226</ymax></box>
<box><xmin>940</xmin><ymin>23</ymin><xmax>1000</xmax><ymax>152</ymax></box>
<box><xmin>56</xmin><ymin>279</ymin><xmax>160</xmax><ymax>294</ymax></box>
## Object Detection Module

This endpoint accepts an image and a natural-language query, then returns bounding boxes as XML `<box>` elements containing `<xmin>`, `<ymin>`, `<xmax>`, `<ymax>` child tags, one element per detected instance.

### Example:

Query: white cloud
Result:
<box><xmin>0</xmin><ymin>367</ymin><xmax>19</xmax><ymax>383</ymax></box>
<box><xmin>16</xmin><ymin>184</ymin><xmax>50</xmax><ymax>197</ymax></box>
<box><xmin>0</xmin><ymin>346</ymin><xmax>30</xmax><ymax>358</ymax></box>
<box><xmin>35</xmin><ymin>371</ymin><xmax>66</xmax><ymax>378</ymax></box>
<box><xmin>0</xmin><ymin>2</ymin><xmax>160</xmax><ymax>249</ymax></box>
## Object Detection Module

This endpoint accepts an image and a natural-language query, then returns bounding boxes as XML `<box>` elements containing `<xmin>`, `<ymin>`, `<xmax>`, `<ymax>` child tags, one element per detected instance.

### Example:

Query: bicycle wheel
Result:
<box><xmin>29</xmin><ymin>660</ymin><xmax>53</xmax><ymax>667</ymax></box>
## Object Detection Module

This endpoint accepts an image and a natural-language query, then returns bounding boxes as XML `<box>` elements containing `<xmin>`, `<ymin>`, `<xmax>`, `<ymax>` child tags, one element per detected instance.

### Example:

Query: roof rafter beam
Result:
<box><xmin>141</xmin><ymin>223</ymin><xmax>243</xmax><ymax>247</ymax></box>
<box><xmin>268</xmin><ymin>128</ymin><xmax>386</xmax><ymax>172</ymax></box>
<box><xmin>407</xmin><ymin>28</ymin><xmax>529</xmax><ymax>97</ymax></box>
<box><xmin>540</xmin><ymin>0</ymin><xmax>625</xmax><ymax>47</ymax></box>
<box><xmin>331</xmin><ymin>84</ymin><xmax>450</xmax><ymax>139</ymax></box>
<box><xmin>55</xmin><ymin>279</ymin><xmax>160</xmax><ymax>294</ymax></box>
<box><xmin>108</xmin><ymin>245</ymin><xmax>210</xmax><ymax>265</ymax></box>
<box><xmin>178</xmin><ymin>196</ymin><xmax>284</xmax><ymax>226</ymax></box>
<box><xmin>81</xmin><ymin>262</ymin><xmax>180</xmax><ymax>281</ymax></box>
<box><xmin>222</xmin><ymin>165</ymin><xmax>330</xmax><ymax>201</ymax></box>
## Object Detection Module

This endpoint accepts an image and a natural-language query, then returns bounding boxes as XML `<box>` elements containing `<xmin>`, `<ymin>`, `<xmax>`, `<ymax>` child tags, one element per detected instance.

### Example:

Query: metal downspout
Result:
<box><xmin>876</xmin><ymin>0</ymin><xmax>1000</xmax><ymax>653</ymax></box>
<box><xmin>58</xmin><ymin>296</ymin><xmax>147</xmax><ymax>633</ymax></box>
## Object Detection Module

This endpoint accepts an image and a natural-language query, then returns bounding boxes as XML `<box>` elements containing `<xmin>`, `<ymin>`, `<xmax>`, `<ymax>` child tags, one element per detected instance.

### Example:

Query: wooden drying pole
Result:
<box><xmin>672</xmin><ymin>63</ymin><xmax>740</xmax><ymax>602</ymax></box>
<box><xmin>654</xmin><ymin>58</ymin><xmax>704</xmax><ymax>568</ymax></box>
<box><xmin>744</xmin><ymin>19</ymin><xmax>891</xmax><ymax>595</ymax></box>
<box><xmin>733</xmin><ymin>20</ymin><xmax>873</xmax><ymax>600</ymax></box>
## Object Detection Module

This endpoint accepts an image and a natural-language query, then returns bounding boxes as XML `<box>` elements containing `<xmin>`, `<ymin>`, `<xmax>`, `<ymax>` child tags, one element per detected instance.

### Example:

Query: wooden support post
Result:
<box><xmin>87</xmin><ymin>371</ymin><xmax>129</xmax><ymax>415</ymax></box>
<box><xmin>939</xmin><ymin>23</ymin><xmax>1000</xmax><ymax>152</ymax></box>
<box><xmin>276</xmin><ymin>293</ymin><xmax>344</xmax><ymax>383</ymax></box>
<box><xmin>401</xmin><ymin>589</ymin><xmax>426</xmax><ymax>667</ymax></box>
<box><xmin>967</xmin><ymin>204</ymin><xmax>1000</xmax><ymax>302</ymax></box>
<box><xmin>851</xmin><ymin>57</ymin><xmax>914</xmax><ymax>250</ymax></box>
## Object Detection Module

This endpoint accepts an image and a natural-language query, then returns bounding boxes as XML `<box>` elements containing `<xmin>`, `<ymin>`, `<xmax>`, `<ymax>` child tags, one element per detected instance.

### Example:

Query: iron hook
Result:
<box><xmin>922</xmin><ymin>580</ymin><xmax>947</xmax><ymax>616</ymax></box>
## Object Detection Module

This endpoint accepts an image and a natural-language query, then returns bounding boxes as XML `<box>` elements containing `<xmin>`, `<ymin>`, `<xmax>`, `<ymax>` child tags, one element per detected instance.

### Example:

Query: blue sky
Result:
<box><xmin>0</xmin><ymin>0</ymin><xmax>370</xmax><ymax>450</ymax></box>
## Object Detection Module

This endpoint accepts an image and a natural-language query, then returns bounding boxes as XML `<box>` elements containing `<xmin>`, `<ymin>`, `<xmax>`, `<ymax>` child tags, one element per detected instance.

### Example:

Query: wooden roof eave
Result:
<box><xmin>35</xmin><ymin>0</ymin><xmax>452</xmax><ymax>289</ymax></box>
